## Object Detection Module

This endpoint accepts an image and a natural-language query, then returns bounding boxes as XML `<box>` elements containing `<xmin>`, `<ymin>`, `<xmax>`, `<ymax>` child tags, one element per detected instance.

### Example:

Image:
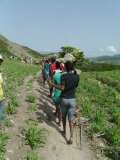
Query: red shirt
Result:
<box><xmin>50</xmin><ymin>63</ymin><xmax>56</xmax><ymax>74</ymax></box>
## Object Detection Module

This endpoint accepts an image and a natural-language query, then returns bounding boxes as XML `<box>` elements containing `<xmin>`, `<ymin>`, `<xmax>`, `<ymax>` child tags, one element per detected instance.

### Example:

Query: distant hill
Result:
<box><xmin>90</xmin><ymin>54</ymin><xmax>120</xmax><ymax>65</ymax></box>
<box><xmin>0</xmin><ymin>35</ymin><xmax>43</xmax><ymax>60</ymax></box>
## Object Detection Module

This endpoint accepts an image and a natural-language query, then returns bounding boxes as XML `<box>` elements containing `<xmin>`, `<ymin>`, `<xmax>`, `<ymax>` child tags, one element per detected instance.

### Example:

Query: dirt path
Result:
<box><xmin>33</xmin><ymin>76</ymin><xmax>97</xmax><ymax>160</ymax></box>
<box><xmin>5</xmin><ymin>74</ymin><xmax>97</xmax><ymax>160</ymax></box>
<box><xmin>5</xmin><ymin>76</ymin><xmax>34</xmax><ymax>160</ymax></box>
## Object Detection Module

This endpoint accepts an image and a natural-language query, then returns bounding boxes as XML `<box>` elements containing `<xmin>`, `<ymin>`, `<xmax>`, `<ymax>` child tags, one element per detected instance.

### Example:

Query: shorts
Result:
<box><xmin>0</xmin><ymin>101</ymin><xmax>5</xmax><ymax>120</ymax></box>
<box><xmin>60</xmin><ymin>98</ymin><xmax>76</xmax><ymax>121</ymax></box>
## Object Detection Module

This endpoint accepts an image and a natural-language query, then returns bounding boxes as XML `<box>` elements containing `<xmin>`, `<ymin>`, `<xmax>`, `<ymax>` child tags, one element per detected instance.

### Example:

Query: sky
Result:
<box><xmin>0</xmin><ymin>0</ymin><xmax>120</xmax><ymax>57</ymax></box>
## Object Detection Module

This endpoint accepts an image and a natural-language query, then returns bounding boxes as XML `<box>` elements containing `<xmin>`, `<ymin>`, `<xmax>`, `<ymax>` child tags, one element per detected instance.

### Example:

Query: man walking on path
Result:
<box><xmin>48</xmin><ymin>60</ymin><xmax>79</xmax><ymax>144</ymax></box>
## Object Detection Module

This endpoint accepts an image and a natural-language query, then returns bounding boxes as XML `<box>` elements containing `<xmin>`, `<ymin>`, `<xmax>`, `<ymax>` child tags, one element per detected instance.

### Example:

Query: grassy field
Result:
<box><xmin>1</xmin><ymin>58</ymin><xmax>120</xmax><ymax>159</ymax></box>
<box><xmin>93</xmin><ymin>70</ymin><xmax>120</xmax><ymax>93</ymax></box>
<box><xmin>95</xmin><ymin>70</ymin><xmax>120</xmax><ymax>81</ymax></box>
<box><xmin>1</xmin><ymin>59</ymin><xmax>39</xmax><ymax>113</ymax></box>
<box><xmin>0</xmin><ymin>59</ymin><xmax>39</xmax><ymax>159</ymax></box>
<box><xmin>76</xmin><ymin>71</ymin><xmax>120</xmax><ymax>159</ymax></box>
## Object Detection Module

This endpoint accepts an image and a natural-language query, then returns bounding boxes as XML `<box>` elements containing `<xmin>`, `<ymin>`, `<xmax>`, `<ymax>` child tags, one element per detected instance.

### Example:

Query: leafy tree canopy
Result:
<box><xmin>59</xmin><ymin>46</ymin><xmax>85</xmax><ymax>62</ymax></box>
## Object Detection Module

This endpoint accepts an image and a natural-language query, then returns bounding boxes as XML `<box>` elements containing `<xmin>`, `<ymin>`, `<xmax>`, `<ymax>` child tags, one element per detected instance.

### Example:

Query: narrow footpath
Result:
<box><xmin>35</xmin><ymin>75</ymin><xmax>97</xmax><ymax>160</ymax></box>
<box><xmin>5</xmin><ymin>73</ymin><xmax>96</xmax><ymax>160</ymax></box>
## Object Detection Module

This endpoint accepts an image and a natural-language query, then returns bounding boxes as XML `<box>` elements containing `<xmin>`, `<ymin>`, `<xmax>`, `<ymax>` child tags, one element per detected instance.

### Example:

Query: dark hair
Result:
<box><xmin>0</xmin><ymin>59</ymin><xmax>3</xmax><ymax>64</ymax></box>
<box><xmin>56</xmin><ymin>61</ymin><xmax>61</xmax><ymax>69</ymax></box>
<box><xmin>65</xmin><ymin>61</ymin><xmax>74</xmax><ymax>72</ymax></box>
<box><xmin>45</xmin><ymin>59</ymin><xmax>49</xmax><ymax>63</ymax></box>
<box><xmin>51</xmin><ymin>57</ymin><xmax>56</xmax><ymax>63</ymax></box>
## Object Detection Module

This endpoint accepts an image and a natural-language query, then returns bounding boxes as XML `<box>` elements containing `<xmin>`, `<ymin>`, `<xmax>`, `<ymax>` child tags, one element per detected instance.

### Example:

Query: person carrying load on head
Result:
<box><xmin>48</xmin><ymin>54</ymin><xmax>79</xmax><ymax>144</ymax></box>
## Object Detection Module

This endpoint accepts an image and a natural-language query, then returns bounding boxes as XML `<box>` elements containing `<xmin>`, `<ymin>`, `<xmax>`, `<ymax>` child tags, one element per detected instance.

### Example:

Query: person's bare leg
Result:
<box><xmin>43</xmin><ymin>77</ymin><xmax>45</xmax><ymax>85</ymax></box>
<box><xmin>55</xmin><ymin>105</ymin><xmax>59</xmax><ymax>124</ymax></box>
<box><xmin>50</xmin><ymin>87</ymin><xmax>53</xmax><ymax>97</ymax></box>
<box><xmin>68</xmin><ymin>120</ymin><xmax>73</xmax><ymax>144</ymax></box>
<box><xmin>58</xmin><ymin>106</ymin><xmax>62</xmax><ymax>126</ymax></box>
<box><xmin>62</xmin><ymin>116</ymin><xmax>66</xmax><ymax>137</ymax></box>
<box><xmin>54</xmin><ymin>105</ymin><xmax>58</xmax><ymax>116</ymax></box>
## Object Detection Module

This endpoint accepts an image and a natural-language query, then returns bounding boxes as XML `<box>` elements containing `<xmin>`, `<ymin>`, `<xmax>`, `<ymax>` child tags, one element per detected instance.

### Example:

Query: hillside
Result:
<box><xmin>90</xmin><ymin>54</ymin><xmax>120</xmax><ymax>65</ymax></box>
<box><xmin>0</xmin><ymin>35</ymin><xmax>43</xmax><ymax>60</ymax></box>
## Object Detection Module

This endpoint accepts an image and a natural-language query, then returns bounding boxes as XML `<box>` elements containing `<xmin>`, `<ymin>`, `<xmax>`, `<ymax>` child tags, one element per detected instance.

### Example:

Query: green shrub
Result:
<box><xmin>23</xmin><ymin>121</ymin><xmax>46</xmax><ymax>149</ymax></box>
<box><xmin>105</xmin><ymin>126</ymin><xmax>120</xmax><ymax>146</ymax></box>
<box><xmin>26</xmin><ymin>95</ymin><xmax>36</xmax><ymax>103</ymax></box>
<box><xmin>6</xmin><ymin>102</ymin><xmax>16</xmax><ymax>115</ymax></box>
<box><xmin>110</xmin><ymin>108</ymin><xmax>120</xmax><ymax>125</ymax></box>
<box><xmin>0</xmin><ymin>132</ymin><xmax>9</xmax><ymax>160</ymax></box>
<box><xmin>11</xmin><ymin>96</ymin><xmax>20</xmax><ymax>108</ymax></box>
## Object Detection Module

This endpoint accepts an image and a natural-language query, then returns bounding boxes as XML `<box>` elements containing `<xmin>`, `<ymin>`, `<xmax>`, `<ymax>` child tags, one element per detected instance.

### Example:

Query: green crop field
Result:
<box><xmin>1</xmin><ymin>59</ymin><xmax>38</xmax><ymax>96</ymax></box>
<box><xmin>96</xmin><ymin>70</ymin><xmax>120</xmax><ymax>81</ymax></box>
<box><xmin>0</xmin><ymin>59</ymin><xmax>39</xmax><ymax>159</ymax></box>
<box><xmin>92</xmin><ymin>70</ymin><xmax>120</xmax><ymax>93</ymax></box>
<box><xmin>76</xmin><ymin>71</ymin><xmax>120</xmax><ymax>159</ymax></box>
<box><xmin>1</xmin><ymin>58</ymin><xmax>120</xmax><ymax>159</ymax></box>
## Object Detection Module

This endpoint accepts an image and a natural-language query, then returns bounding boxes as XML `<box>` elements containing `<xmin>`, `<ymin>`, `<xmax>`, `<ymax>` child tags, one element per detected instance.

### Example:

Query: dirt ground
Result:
<box><xmin>5</xmin><ymin>74</ymin><xmax>97</xmax><ymax>160</ymax></box>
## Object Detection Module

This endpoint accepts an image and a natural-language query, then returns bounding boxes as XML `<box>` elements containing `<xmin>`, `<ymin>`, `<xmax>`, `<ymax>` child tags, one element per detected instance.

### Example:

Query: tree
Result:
<box><xmin>59</xmin><ymin>46</ymin><xmax>75</xmax><ymax>57</ymax></box>
<box><xmin>59</xmin><ymin>46</ymin><xmax>85</xmax><ymax>63</ymax></box>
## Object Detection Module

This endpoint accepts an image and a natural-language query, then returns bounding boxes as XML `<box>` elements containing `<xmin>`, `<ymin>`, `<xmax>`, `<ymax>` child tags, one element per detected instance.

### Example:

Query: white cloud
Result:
<box><xmin>99</xmin><ymin>45</ymin><xmax>118</xmax><ymax>55</ymax></box>
<box><xmin>99</xmin><ymin>48</ymin><xmax>105</xmax><ymax>52</ymax></box>
<box><xmin>106</xmin><ymin>45</ymin><xmax>117</xmax><ymax>53</ymax></box>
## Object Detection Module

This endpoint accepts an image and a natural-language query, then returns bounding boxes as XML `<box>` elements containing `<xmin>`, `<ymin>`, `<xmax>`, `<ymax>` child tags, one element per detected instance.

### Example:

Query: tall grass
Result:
<box><xmin>76</xmin><ymin>71</ymin><xmax>120</xmax><ymax>159</ymax></box>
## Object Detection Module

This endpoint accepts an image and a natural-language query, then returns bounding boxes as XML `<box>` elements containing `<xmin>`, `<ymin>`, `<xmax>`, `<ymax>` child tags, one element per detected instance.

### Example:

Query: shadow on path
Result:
<box><xmin>35</xmin><ymin>78</ymin><xmax>65</xmax><ymax>139</ymax></box>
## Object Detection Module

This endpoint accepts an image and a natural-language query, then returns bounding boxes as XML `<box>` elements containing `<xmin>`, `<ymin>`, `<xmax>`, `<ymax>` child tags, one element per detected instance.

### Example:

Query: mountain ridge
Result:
<box><xmin>0</xmin><ymin>35</ymin><xmax>43</xmax><ymax>60</ymax></box>
<box><xmin>90</xmin><ymin>54</ymin><xmax>120</xmax><ymax>65</ymax></box>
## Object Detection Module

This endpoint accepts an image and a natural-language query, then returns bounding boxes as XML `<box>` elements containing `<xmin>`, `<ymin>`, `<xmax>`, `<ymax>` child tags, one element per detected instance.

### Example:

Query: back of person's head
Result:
<box><xmin>51</xmin><ymin>57</ymin><xmax>56</xmax><ymax>63</ymax></box>
<box><xmin>65</xmin><ymin>61</ymin><xmax>74</xmax><ymax>72</ymax></box>
<box><xmin>45</xmin><ymin>59</ymin><xmax>49</xmax><ymax>63</ymax></box>
<box><xmin>56</xmin><ymin>61</ymin><xmax>61</xmax><ymax>69</ymax></box>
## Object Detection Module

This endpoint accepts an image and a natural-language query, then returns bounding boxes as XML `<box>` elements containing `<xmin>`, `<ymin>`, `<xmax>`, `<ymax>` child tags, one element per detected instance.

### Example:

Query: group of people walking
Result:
<box><xmin>0</xmin><ymin>53</ymin><xmax>80</xmax><ymax>145</ymax></box>
<box><xmin>42</xmin><ymin>56</ymin><xmax>80</xmax><ymax>144</ymax></box>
